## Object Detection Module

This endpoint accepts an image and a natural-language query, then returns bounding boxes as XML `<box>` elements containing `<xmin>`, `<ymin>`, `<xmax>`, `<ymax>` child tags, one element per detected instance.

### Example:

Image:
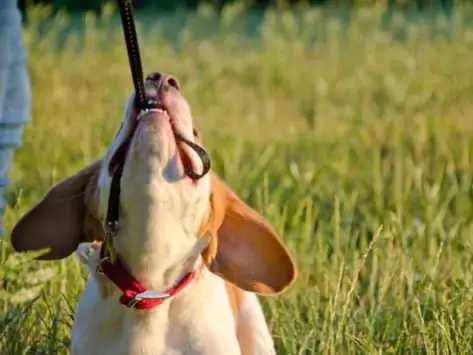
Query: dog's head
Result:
<box><xmin>10</xmin><ymin>72</ymin><xmax>297</xmax><ymax>295</ymax></box>
<box><xmin>103</xmin><ymin>72</ymin><xmax>211</xmax><ymax>215</ymax></box>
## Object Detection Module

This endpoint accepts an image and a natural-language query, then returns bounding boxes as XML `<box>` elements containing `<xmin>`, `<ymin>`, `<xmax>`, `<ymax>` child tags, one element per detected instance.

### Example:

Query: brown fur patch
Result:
<box><xmin>200</xmin><ymin>172</ymin><xmax>298</xmax><ymax>295</ymax></box>
<box><xmin>224</xmin><ymin>281</ymin><xmax>241</xmax><ymax>319</ymax></box>
<box><xmin>11</xmin><ymin>160</ymin><xmax>103</xmax><ymax>260</ymax></box>
<box><xmin>198</xmin><ymin>173</ymin><xmax>227</xmax><ymax>266</ymax></box>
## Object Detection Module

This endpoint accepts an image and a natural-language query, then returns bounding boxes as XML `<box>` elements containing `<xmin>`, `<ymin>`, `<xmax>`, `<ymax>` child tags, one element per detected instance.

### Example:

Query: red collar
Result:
<box><xmin>97</xmin><ymin>245</ymin><xmax>198</xmax><ymax>311</ymax></box>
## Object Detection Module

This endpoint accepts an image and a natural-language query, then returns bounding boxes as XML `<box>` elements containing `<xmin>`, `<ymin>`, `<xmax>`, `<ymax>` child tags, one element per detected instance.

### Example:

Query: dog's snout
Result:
<box><xmin>163</xmin><ymin>75</ymin><xmax>180</xmax><ymax>91</ymax></box>
<box><xmin>146</xmin><ymin>72</ymin><xmax>162</xmax><ymax>82</ymax></box>
<box><xmin>146</xmin><ymin>72</ymin><xmax>180</xmax><ymax>92</ymax></box>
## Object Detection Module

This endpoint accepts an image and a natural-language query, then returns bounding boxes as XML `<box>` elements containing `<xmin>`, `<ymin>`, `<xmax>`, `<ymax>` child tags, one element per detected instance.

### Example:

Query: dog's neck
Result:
<box><xmin>115</xmin><ymin>206</ymin><xmax>205</xmax><ymax>291</ymax></box>
<box><xmin>99</xmin><ymin>165</ymin><xmax>210</xmax><ymax>292</ymax></box>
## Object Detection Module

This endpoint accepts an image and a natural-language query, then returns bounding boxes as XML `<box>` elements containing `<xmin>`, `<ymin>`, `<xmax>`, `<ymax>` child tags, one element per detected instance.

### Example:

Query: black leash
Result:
<box><xmin>117</xmin><ymin>0</ymin><xmax>156</xmax><ymax>110</ymax></box>
<box><xmin>175</xmin><ymin>133</ymin><xmax>211</xmax><ymax>180</ymax></box>
<box><xmin>104</xmin><ymin>0</ymin><xmax>211</xmax><ymax>254</ymax></box>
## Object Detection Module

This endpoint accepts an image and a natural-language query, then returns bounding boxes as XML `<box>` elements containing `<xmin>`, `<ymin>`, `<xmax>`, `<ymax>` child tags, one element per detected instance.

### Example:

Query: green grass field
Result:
<box><xmin>2</xmin><ymin>3</ymin><xmax>473</xmax><ymax>354</ymax></box>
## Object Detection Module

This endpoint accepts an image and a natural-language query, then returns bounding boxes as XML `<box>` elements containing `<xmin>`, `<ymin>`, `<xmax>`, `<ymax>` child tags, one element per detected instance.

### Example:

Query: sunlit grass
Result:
<box><xmin>2</xmin><ymin>3</ymin><xmax>473</xmax><ymax>354</ymax></box>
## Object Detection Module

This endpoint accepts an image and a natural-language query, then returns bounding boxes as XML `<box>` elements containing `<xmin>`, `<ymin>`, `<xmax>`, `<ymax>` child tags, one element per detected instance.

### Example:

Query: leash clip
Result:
<box><xmin>95</xmin><ymin>256</ymin><xmax>111</xmax><ymax>275</ymax></box>
<box><xmin>103</xmin><ymin>220</ymin><xmax>119</xmax><ymax>264</ymax></box>
<box><xmin>105</xmin><ymin>220</ymin><xmax>119</xmax><ymax>240</ymax></box>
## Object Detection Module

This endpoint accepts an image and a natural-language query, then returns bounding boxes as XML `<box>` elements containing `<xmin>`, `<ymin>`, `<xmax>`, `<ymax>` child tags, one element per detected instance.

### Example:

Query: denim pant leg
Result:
<box><xmin>0</xmin><ymin>8</ymin><xmax>32</xmax><ymax>238</ymax></box>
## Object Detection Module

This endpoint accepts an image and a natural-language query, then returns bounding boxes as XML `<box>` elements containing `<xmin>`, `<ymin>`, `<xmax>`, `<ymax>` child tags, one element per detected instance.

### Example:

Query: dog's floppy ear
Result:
<box><xmin>206</xmin><ymin>173</ymin><xmax>297</xmax><ymax>295</ymax></box>
<box><xmin>10</xmin><ymin>160</ymin><xmax>102</xmax><ymax>260</ymax></box>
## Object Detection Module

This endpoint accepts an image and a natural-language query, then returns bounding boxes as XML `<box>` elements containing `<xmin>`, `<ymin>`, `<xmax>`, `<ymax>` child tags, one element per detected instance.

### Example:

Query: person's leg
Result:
<box><xmin>0</xmin><ymin>6</ymin><xmax>31</xmax><ymax>238</ymax></box>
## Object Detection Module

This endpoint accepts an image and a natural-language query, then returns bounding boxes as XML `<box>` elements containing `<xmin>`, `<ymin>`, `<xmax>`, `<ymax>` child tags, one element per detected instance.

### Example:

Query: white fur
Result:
<box><xmin>70</xmin><ymin>84</ymin><xmax>276</xmax><ymax>355</ymax></box>
<box><xmin>237</xmin><ymin>292</ymin><xmax>277</xmax><ymax>355</ymax></box>
<box><xmin>72</xmin><ymin>252</ymin><xmax>241</xmax><ymax>355</ymax></box>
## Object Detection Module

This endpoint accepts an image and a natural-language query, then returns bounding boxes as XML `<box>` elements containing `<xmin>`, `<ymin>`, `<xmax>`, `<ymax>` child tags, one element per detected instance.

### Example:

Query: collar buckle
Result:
<box><xmin>126</xmin><ymin>290</ymin><xmax>171</xmax><ymax>308</ymax></box>
<box><xmin>105</xmin><ymin>220</ymin><xmax>119</xmax><ymax>240</ymax></box>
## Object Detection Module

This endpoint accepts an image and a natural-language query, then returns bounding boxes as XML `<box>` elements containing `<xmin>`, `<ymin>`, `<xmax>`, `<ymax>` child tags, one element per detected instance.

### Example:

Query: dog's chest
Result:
<box><xmin>71</xmin><ymin>270</ymin><xmax>241</xmax><ymax>355</ymax></box>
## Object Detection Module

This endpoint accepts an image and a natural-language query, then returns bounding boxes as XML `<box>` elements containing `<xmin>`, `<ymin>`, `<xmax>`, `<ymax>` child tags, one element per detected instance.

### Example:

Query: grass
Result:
<box><xmin>2</xmin><ymin>2</ymin><xmax>473</xmax><ymax>354</ymax></box>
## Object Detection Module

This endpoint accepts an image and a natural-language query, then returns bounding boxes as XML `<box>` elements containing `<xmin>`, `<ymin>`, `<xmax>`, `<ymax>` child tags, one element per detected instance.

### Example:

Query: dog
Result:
<box><xmin>10</xmin><ymin>72</ymin><xmax>297</xmax><ymax>355</ymax></box>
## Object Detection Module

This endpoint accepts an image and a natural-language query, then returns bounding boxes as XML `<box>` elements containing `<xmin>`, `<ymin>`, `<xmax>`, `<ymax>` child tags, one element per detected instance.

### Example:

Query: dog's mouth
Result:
<box><xmin>108</xmin><ymin>97</ymin><xmax>205</xmax><ymax>180</ymax></box>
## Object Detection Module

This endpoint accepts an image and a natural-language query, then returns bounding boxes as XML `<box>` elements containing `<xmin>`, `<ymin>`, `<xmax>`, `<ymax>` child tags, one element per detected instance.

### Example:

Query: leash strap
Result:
<box><xmin>175</xmin><ymin>133</ymin><xmax>211</xmax><ymax>180</ymax></box>
<box><xmin>97</xmin><ymin>0</ymin><xmax>213</xmax><ymax>310</ymax></box>
<box><xmin>103</xmin><ymin>0</ymin><xmax>212</xmax><ymax>261</ymax></box>
<box><xmin>117</xmin><ymin>0</ymin><xmax>154</xmax><ymax>110</ymax></box>
<box><xmin>104</xmin><ymin>163</ymin><xmax>123</xmax><ymax>256</ymax></box>
<box><xmin>104</xmin><ymin>0</ymin><xmax>155</xmax><ymax>252</ymax></box>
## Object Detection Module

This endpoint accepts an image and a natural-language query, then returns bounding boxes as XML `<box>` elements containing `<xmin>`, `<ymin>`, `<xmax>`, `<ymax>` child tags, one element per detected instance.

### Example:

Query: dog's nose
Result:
<box><xmin>146</xmin><ymin>72</ymin><xmax>180</xmax><ymax>91</ymax></box>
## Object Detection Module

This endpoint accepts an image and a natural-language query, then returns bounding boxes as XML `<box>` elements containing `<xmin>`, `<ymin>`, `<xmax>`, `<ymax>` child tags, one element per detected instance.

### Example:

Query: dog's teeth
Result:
<box><xmin>137</xmin><ymin>108</ymin><xmax>166</xmax><ymax>120</ymax></box>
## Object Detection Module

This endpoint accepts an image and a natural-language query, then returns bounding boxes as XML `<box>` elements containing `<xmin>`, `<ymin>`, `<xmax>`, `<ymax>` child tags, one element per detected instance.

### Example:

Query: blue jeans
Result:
<box><xmin>0</xmin><ymin>3</ymin><xmax>31</xmax><ymax>237</ymax></box>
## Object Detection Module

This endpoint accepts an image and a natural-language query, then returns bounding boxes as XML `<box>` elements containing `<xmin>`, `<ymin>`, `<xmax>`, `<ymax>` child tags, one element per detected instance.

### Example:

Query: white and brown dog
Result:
<box><xmin>10</xmin><ymin>72</ymin><xmax>297</xmax><ymax>355</ymax></box>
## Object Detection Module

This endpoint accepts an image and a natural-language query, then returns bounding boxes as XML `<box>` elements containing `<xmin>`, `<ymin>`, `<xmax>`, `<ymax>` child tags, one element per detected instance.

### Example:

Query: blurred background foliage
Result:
<box><xmin>4</xmin><ymin>0</ymin><xmax>473</xmax><ymax>352</ymax></box>
<box><xmin>18</xmin><ymin>0</ymin><xmax>460</xmax><ymax>16</ymax></box>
